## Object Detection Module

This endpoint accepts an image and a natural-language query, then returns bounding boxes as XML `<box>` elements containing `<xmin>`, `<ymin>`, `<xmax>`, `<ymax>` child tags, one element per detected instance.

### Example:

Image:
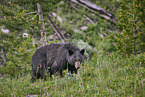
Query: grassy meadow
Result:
<box><xmin>0</xmin><ymin>48</ymin><xmax>145</xmax><ymax>97</ymax></box>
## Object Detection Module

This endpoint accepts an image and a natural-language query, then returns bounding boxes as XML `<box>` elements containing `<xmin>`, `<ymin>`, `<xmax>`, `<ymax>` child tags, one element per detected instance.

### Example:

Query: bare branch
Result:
<box><xmin>67</xmin><ymin>0</ymin><xmax>94</xmax><ymax>24</ymax></box>
<box><xmin>135</xmin><ymin>49</ymin><xmax>145</xmax><ymax>54</ymax></box>
<box><xmin>123</xmin><ymin>0</ymin><xmax>132</xmax><ymax>10</ymax></box>
<box><xmin>37</xmin><ymin>2</ymin><xmax>46</xmax><ymax>46</ymax></box>
<box><xmin>71</xmin><ymin>0</ymin><xmax>117</xmax><ymax>23</ymax></box>
<box><xmin>24</xmin><ymin>12</ymin><xmax>38</xmax><ymax>16</ymax></box>
<box><xmin>1</xmin><ymin>48</ymin><xmax>6</xmax><ymax>64</ymax></box>
<box><xmin>29</xmin><ymin>26</ymin><xmax>35</xmax><ymax>47</ymax></box>
<box><xmin>32</xmin><ymin>13</ymin><xmax>39</xmax><ymax>20</ymax></box>
<box><xmin>47</xmin><ymin>13</ymin><xmax>66</xmax><ymax>43</ymax></box>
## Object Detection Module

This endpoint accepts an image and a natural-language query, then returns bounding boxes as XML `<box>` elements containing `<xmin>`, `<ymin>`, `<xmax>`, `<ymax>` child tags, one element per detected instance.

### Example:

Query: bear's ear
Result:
<box><xmin>80</xmin><ymin>49</ymin><xmax>85</xmax><ymax>55</ymax></box>
<box><xmin>68</xmin><ymin>50</ymin><xmax>74</xmax><ymax>56</ymax></box>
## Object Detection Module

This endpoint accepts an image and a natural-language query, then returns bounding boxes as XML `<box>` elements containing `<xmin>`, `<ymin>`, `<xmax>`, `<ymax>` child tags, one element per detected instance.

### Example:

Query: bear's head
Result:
<box><xmin>67</xmin><ymin>49</ymin><xmax>85</xmax><ymax>70</ymax></box>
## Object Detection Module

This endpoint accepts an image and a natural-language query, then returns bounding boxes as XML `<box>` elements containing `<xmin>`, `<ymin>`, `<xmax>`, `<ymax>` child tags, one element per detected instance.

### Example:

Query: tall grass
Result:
<box><xmin>1</xmin><ymin>52</ymin><xmax>144</xmax><ymax>97</ymax></box>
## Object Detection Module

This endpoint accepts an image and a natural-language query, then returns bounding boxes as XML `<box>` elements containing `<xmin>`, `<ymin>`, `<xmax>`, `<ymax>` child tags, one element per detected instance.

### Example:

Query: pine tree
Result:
<box><xmin>0</xmin><ymin>0</ymin><xmax>62</xmax><ymax>77</ymax></box>
<box><xmin>109</xmin><ymin>0</ymin><xmax>145</xmax><ymax>57</ymax></box>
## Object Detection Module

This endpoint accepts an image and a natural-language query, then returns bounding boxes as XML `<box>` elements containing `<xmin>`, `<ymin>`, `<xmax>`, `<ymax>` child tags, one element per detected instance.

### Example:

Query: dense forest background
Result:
<box><xmin>0</xmin><ymin>0</ymin><xmax>145</xmax><ymax>96</ymax></box>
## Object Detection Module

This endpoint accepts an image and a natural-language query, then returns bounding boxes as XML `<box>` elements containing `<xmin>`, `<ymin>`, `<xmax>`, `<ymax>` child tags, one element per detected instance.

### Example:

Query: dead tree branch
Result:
<box><xmin>24</xmin><ymin>12</ymin><xmax>37</xmax><ymax>16</ymax></box>
<box><xmin>71</xmin><ymin>0</ymin><xmax>117</xmax><ymax>23</ymax></box>
<box><xmin>67</xmin><ymin>0</ymin><xmax>94</xmax><ymax>24</ymax></box>
<box><xmin>47</xmin><ymin>13</ymin><xmax>66</xmax><ymax>43</ymax></box>
<box><xmin>1</xmin><ymin>48</ymin><xmax>6</xmax><ymax>64</ymax></box>
<box><xmin>37</xmin><ymin>2</ymin><xmax>47</xmax><ymax>46</ymax></box>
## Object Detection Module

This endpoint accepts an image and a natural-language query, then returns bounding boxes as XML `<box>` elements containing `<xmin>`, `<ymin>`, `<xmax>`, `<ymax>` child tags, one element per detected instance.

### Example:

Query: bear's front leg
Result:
<box><xmin>59</xmin><ymin>69</ymin><xmax>63</xmax><ymax>77</ymax></box>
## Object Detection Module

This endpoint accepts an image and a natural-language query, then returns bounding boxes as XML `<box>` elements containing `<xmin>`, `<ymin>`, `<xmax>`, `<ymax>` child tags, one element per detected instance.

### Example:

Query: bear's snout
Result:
<box><xmin>75</xmin><ymin>61</ymin><xmax>80</xmax><ymax>69</ymax></box>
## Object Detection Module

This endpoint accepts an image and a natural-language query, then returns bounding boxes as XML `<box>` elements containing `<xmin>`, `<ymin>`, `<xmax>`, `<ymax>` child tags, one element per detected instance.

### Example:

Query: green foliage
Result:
<box><xmin>51</xmin><ymin>0</ymin><xmax>119</xmax><ymax>48</ymax></box>
<box><xmin>0</xmin><ymin>35</ymin><xmax>36</xmax><ymax>77</ymax></box>
<box><xmin>0</xmin><ymin>0</ymin><xmax>145</xmax><ymax>96</ymax></box>
<box><xmin>108</xmin><ymin>0</ymin><xmax>145</xmax><ymax>57</ymax></box>
<box><xmin>0</xmin><ymin>0</ymin><xmax>62</xmax><ymax>36</ymax></box>
<box><xmin>0</xmin><ymin>0</ymin><xmax>62</xmax><ymax>77</ymax></box>
<box><xmin>0</xmin><ymin>2</ymin><xmax>39</xmax><ymax>37</ymax></box>
<box><xmin>0</xmin><ymin>51</ymin><xmax>144</xmax><ymax>96</ymax></box>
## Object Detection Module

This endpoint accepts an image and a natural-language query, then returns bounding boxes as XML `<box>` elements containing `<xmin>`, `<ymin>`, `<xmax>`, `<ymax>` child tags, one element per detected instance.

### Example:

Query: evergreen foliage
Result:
<box><xmin>108</xmin><ymin>0</ymin><xmax>145</xmax><ymax>57</ymax></box>
<box><xmin>0</xmin><ymin>0</ymin><xmax>145</xmax><ymax>96</ymax></box>
<box><xmin>0</xmin><ymin>30</ymin><xmax>35</xmax><ymax>77</ymax></box>
<box><xmin>0</xmin><ymin>0</ymin><xmax>62</xmax><ymax>77</ymax></box>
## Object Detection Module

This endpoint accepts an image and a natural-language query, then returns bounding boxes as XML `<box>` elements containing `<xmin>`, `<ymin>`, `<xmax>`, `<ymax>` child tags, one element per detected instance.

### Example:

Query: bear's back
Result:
<box><xmin>63</xmin><ymin>42</ymin><xmax>80</xmax><ymax>52</ymax></box>
<box><xmin>31</xmin><ymin>42</ymin><xmax>80</xmax><ymax>68</ymax></box>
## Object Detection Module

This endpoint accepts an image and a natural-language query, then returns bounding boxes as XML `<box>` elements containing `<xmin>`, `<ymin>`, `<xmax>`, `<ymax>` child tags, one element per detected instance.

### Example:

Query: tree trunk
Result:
<box><xmin>37</xmin><ymin>2</ymin><xmax>47</xmax><ymax>46</ymax></box>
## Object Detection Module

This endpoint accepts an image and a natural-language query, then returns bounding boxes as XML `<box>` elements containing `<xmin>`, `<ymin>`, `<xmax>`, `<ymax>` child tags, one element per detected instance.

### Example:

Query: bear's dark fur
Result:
<box><xmin>31</xmin><ymin>42</ymin><xmax>85</xmax><ymax>82</ymax></box>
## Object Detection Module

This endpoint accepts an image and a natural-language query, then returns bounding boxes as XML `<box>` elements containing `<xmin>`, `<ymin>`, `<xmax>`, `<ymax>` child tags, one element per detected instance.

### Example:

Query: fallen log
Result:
<box><xmin>71</xmin><ymin>0</ymin><xmax>117</xmax><ymax>23</ymax></box>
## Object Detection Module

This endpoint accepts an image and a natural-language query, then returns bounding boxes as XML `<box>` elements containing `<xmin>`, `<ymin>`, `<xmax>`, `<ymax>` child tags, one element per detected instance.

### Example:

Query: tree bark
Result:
<box><xmin>37</xmin><ymin>2</ymin><xmax>47</xmax><ymax>46</ymax></box>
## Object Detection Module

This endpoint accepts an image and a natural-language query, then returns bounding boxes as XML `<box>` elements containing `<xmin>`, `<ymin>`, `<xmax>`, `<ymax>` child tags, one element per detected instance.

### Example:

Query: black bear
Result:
<box><xmin>31</xmin><ymin>42</ymin><xmax>85</xmax><ymax>82</ymax></box>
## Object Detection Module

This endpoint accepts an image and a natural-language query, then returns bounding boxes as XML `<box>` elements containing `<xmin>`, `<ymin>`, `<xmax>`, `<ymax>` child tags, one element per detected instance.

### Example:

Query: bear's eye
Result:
<box><xmin>78</xmin><ymin>58</ymin><xmax>81</xmax><ymax>61</ymax></box>
<box><xmin>73</xmin><ymin>57</ymin><xmax>76</xmax><ymax>61</ymax></box>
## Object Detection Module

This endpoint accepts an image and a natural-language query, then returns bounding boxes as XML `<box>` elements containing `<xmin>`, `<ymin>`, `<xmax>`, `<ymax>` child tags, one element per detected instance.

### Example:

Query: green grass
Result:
<box><xmin>0</xmin><ymin>53</ymin><xmax>145</xmax><ymax>97</ymax></box>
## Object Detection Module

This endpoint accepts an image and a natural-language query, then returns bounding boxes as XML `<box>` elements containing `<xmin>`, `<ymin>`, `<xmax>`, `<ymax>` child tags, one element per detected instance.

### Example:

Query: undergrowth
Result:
<box><xmin>0</xmin><ymin>52</ymin><xmax>145</xmax><ymax>96</ymax></box>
